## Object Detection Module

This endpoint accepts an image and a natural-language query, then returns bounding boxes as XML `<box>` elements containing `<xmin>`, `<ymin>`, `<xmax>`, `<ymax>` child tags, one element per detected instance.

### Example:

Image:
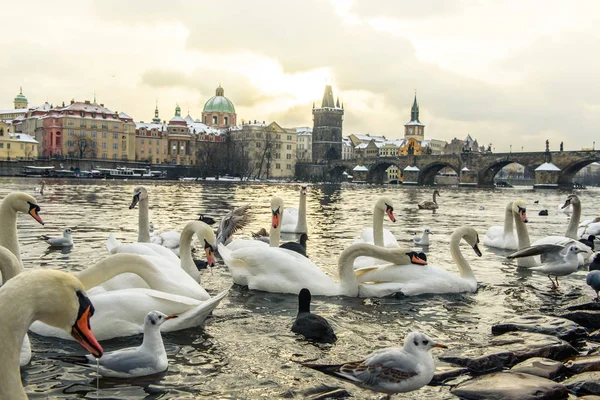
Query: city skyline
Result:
<box><xmin>1</xmin><ymin>0</ymin><xmax>598</xmax><ymax>152</ymax></box>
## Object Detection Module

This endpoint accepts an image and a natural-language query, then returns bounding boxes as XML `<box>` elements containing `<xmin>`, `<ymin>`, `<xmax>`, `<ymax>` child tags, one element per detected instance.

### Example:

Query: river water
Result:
<box><xmin>1</xmin><ymin>177</ymin><xmax>597</xmax><ymax>399</ymax></box>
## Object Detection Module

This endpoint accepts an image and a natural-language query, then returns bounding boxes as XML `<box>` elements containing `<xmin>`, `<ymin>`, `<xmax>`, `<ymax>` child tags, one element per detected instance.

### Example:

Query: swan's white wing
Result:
<box><xmin>483</xmin><ymin>225</ymin><xmax>518</xmax><ymax>250</ymax></box>
<box><xmin>225</xmin><ymin>238</ymin><xmax>269</xmax><ymax>252</ymax></box>
<box><xmin>110</xmin><ymin>242</ymin><xmax>181</xmax><ymax>264</ymax></box>
<box><xmin>355</xmin><ymin>228</ymin><xmax>399</xmax><ymax>248</ymax></box>
<box><xmin>281</xmin><ymin>207</ymin><xmax>300</xmax><ymax>232</ymax></box>
<box><xmin>578</xmin><ymin>222</ymin><xmax>600</xmax><ymax>237</ymax></box>
<box><xmin>30</xmin><ymin>288</ymin><xmax>227</xmax><ymax>341</ymax></box>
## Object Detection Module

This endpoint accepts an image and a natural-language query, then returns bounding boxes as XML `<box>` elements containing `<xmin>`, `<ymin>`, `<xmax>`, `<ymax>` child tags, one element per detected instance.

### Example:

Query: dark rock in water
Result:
<box><xmin>510</xmin><ymin>357</ymin><xmax>566</xmax><ymax>380</ymax></box>
<box><xmin>492</xmin><ymin>315</ymin><xmax>588</xmax><ymax>343</ymax></box>
<box><xmin>559</xmin><ymin>310</ymin><xmax>600</xmax><ymax>330</ymax></box>
<box><xmin>565</xmin><ymin>355</ymin><xmax>600</xmax><ymax>374</ymax></box>
<box><xmin>566</xmin><ymin>301</ymin><xmax>600</xmax><ymax>312</ymax></box>
<box><xmin>562</xmin><ymin>371</ymin><xmax>600</xmax><ymax>395</ymax></box>
<box><xmin>304</xmin><ymin>386</ymin><xmax>351</xmax><ymax>400</ymax></box>
<box><xmin>451</xmin><ymin>371</ymin><xmax>569</xmax><ymax>400</ymax></box>
<box><xmin>439</xmin><ymin>332</ymin><xmax>577</xmax><ymax>373</ymax></box>
<box><xmin>430</xmin><ymin>365</ymin><xmax>470</xmax><ymax>385</ymax></box>
<box><xmin>591</xmin><ymin>328</ymin><xmax>600</xmax><ymax>341</ymax></box>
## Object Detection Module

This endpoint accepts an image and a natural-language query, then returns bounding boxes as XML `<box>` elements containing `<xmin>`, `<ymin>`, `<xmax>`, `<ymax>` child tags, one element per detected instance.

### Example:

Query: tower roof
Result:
<box><xmin>203</xmin><ymin>85</ymin><xmax>236</xmax><ymax>114</ymax></box>
<box><xmin>14</xmin><ymin>87</ymin><xmax>27</xmax><ymax>103</ymax></box>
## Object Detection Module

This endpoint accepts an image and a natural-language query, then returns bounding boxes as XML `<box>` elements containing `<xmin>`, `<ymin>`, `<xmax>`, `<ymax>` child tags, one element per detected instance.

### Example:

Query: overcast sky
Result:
<box><xmin>1</xmin><ymin>0</ymin><xmax>598</xmax><ymax>152</ymax></box>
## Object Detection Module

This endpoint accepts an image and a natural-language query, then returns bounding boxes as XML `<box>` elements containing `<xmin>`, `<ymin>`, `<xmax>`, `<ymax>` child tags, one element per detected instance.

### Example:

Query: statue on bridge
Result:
<box><xmin>560</xmin><ymin>141</ymin><xmax>563</xmax><ymax>152</ymax></box>
<box><xmin>545</xmin><ymin>139</ymin><xmax>550</xmax><ymax>152</ymax></box>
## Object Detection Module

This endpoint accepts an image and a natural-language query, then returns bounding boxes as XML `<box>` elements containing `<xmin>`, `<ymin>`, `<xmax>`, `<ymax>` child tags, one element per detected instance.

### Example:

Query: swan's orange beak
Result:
<box><xmin>71</xmin><ymin>292</ymin><xmax>103</xmax><ymax>358</ymax></box>
<box><xmin>520</xmin><ymin>211</ymin><xmax>528</xmax><ymax>223</ymax></box>
<box><xmin>28</xmin><ymin>202</ymin><xmax>44</xmax><ymax>225</ymax></box>
<box><xmin>301</xmin><ymin>186</ymin><xmax>307</xmax><ymax>195</ymax></box>
<box><xmin>411</xmin><ymin>254</ymin><xmax>427</xmax><ymax>265</ymax></box>
<box><xmin>386</xmin><ymin>209</ymin><xmax>396</xmax><ymax>223</ymax></box>
<box><xmin>205</xmin><ymin>244</ymin><xmax>216</xmax><ymax>267</ymax></box>
<box><xmin>272</xmin><ymin>209</ymin><xmax>280</xmax><ymax>229</ymax></box>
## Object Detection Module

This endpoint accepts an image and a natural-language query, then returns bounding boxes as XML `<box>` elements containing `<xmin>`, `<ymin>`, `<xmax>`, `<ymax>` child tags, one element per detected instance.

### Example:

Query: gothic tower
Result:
<box><xmin>312</xmin><ymin>85</ymin><xmax>344</xmax><ymax>162</ymax></box>
<box><xmin>404</xmin><ymin>94</ymin><xmax>425</xmax><ymax>141</ymax></box>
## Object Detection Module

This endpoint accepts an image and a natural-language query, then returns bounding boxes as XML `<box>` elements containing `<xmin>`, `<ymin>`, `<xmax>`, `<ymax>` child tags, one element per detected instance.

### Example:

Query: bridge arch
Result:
<box><xmin>329</xmin><ymin>165</ymin><xmax>353</xmax><ymax>182</ymax></box>
<box><xmin>367</xmin><ymin>161</ymin><xmax>405</xmax><ymax>183</ymax></box>
<box><xmin>558</xmin><ymin>158</ymin><xmax>600</xmax><ymax>187</ymax></box>
<box><xmin>418</xmin><ymin>162</ymin><xmax>459</xmax><ymax>185</ymax></box>
<box><xmin>479</xmin><ymin>159</ymin><xmax>534</xmax><ymax>187</ymax></box>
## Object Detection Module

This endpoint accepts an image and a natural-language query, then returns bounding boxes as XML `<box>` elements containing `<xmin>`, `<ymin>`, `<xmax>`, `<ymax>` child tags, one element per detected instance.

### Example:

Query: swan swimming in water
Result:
<box><xmin>418</xmin><ymin>190</ymin><xmax>440</xmax><ymax>210</ymax></box>
<box><xmin>355</xmin><ymin>226</ymin><xmax>482</xmax><ymax>296</ymax></box>
<box><xmin>0</xmin><ymin>269</ymin><xmax>103</xmax><ymax>399</ymax></box>
<box><xmin>0</xmin><ymin>192</ymin><xmax>44</xmax><ymax>266</ymax></box>
<box><xmin>483</xmin><ymin>201</ymin><xmax>519</xmax><ymax>250</ymax></box>
<box><xmin>281</xmin><ymin>185</ymin><xmax>308</xmax><ymax>234</ymax></box>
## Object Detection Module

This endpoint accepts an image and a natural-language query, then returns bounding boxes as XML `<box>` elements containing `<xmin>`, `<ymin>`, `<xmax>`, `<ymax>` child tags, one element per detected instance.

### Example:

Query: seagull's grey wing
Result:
<box><xmin>216</xmin><ymin>204</ymin><xmax>252</xmax><ymax>245</ymax></box>
<box><xmin>507</xmin><ymin>244</ymin><xmax>564</xmax><ymax>262</ymax></box>
<box><xmin>344</xmin><ymin>348</ymin><xmax>419</xmax><ymax>386</ymax></box>
<box><xmin>98</xmin><ymin>347</ymin><xmax>159</xmax><ymax>373</ymax></box>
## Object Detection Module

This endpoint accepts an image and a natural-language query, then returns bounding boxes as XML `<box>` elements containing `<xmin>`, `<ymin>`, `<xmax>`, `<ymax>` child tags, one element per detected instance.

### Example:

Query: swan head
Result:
<box><xmin>271</xmin><ymin>196</ymin><xmax>284</xmax><ymax>229</ymax></box>
<box><xmin>145</xmin><ymin>310</ymin><xmax>177</xmax><ymax>329</ymax></box>
<box><xmin>300</xmin><ymin>185</ymin><xmax>308</xmax><ymax>196</ymax></box>
<box><xmin>512</xmin><ymin>200</ymin><xmax>528</xmax><ymax>223</ymax></box>
<box><xmin>404</xmin><ymin>332</ymin><xmax>447</xmax><ymax>354</ymax></box>
<box><xmin>461</xmin><ymin>227</ymin><xmax>482</xmax><ymax>257</ymax></box>
<box><xmin>129</xmin><ymin>186</ymin><xmax>148</xmax><ymax>209</ymax></box>
<box><xmin>375</xmin><ymin>197</ymin><xmax>396</xmax><ymax>223</ymax></box>
<box><xmin>406</xmin><ymin>251</ymin><xmax>428</xmax><ymax>265</ymax></box>
<box><xmin>433</xmin><ymin>190</ymin><xmax>441</xmax><ymax>196</ymax></box>
<box><xmin>203</xmin><ymin>238</ymin><xmax>216</xmax><ymax>267</ymax></box>
<box><xmin>15</xmin><ymin>270</ymin><xmax>103</xmax><ymax>357</ymax></box>
<box><xmin>562</xmin><ymin>194</ymin><xmax>580</xmax><ymax>209</ymax></box>
<box><xmin>3</xmin><ymin>192</ymin><xmax>44</xmax><ymax>225</ymax></box>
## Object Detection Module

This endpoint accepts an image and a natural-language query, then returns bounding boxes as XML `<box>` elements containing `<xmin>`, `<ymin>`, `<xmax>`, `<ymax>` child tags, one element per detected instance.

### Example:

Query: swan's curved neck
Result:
<box><xmin>179</xmin><ymin>224</ymin><xmax>202</xmax><ymax>281</ymax></box>
<box><xmin>433</xmin><ymin>192</ymin><xmax>438</xmax><ymax>203</ymax></box>
<box><xmin>296</xmin><ymin>194</ymin><xmax>307</xmax><ymax>232</ymax></box>
<box><xmin>566</xmin><ymin>201</ymin><xmax>581</xmax><ymax>239</ymax></box>
<box><xmin>449</xmin><ymin>230</ymin><xmax>476</xmax><ymax>280</ymax></box>
<box><xmin>513</xmin><ymin>210</ymin><xmax>534</xmax><ymax>267</ymax></box>
<box><xmin>0</xmin><ymin>201</ymin><xmax>22</xmax><ymax>265</ymax></box>
<box><xmin>0</xmin><ymin>280</ymin><xmax>37</xmax><ymax>399</ymax></box>
<box><xmin>503</xmin><ymin>202</ymin><xmax>514</xmax><ymax>238</ymax></box>
<box><xmin>373</xmin><ymin>207</ymin><xmax>384</xmax><ymax>247</ymax></box>
<box><xmin>0</xmin><ymin>246</ymin><xmax>22</xmax><ymax>284</ymax></box>
<box><xmin>337</xmin><ymin>246</ymin><xmax>363</xmax><ymax>297</ymax></box>
<box><xmin>138</xmin><ymin>198</ymin><xmax>150</xmax><ymax>243</ymax></box>
<box><xmin>74</xmin><ymin>254</ymin><xmax>162</xmax><ymax>290</ymax></box>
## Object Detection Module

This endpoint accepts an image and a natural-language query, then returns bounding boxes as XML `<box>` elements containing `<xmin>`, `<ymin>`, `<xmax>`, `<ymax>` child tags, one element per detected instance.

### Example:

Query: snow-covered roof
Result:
<box><xmin>461</xmin><ymin>167</ymin><xmax>470</xmax><ymax>171</ymax></box>
<box><xmin>184</xmin><ymin>115</ymin><xmax>195</xmax><ymax>124</ymax></box>
<box><xmin>535</xmin><ymin>162</ymin><xmax>561</xmax><ymax>171</ymax></box>
<box><xmin>8</xmin><ymin>133</ymin><xmax>38</xmax><ymax>143</ymax></box>
<box><xmin>404</xmin><ymin>165</ymin><xmax>420</xmax><ymax>171</ymax></box>
<box><xmin>136</xmin><ymin>122</ymin><xmax>167</xmax><ymax>130</ymax></box>
<box><xmin>355</xmin><ymin>143</ymin><xmax>369</xmax><ymax>149</ymax></box>
<box><xmin>353</xmin><ymin>134</ymin><xmax>386</xmax><ymax>142</ymax></box>
<box><xmin>0</xmin><ymin>108</ymin><xmax>27</xmax><ymax>114</ymax></box>
<box><xmin>405</xmin><ymin>120</ymin><xmax>425</xmax><ymax>127</ymax></box>
<box><xmin>169</xmin><ymin>115</ymin><xmax>185</xmax><ymax>123</ymax></box>
<box><xmin>353</xmin><ymin>165</ymin><xmax>369</xmax><ymax>172</ymax></box>
<box><xmin>119</xmin><ymin>112</ymin><xmax>132</xmax><ymax>119</ymax></box>
<box><xmin>295</xmin><ymin>126</ymin><xmax>312</xmax><ymax>134</ymax></box>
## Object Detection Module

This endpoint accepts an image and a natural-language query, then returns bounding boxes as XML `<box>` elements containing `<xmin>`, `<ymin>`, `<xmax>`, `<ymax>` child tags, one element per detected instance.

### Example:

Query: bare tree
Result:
<box><xmin>254</xmin><ymin>127</ymin><xmax>280</xmax><ymax>179</ymax></box>
<box><xmin>74</xmin><ymin>132</ymin><xmax>89</xmax><ymax>159</ymax></box>
<box><xmin>24</xmin><ymin>144</ymin><xmax>34</xmax><ymax>159</ymax></box>
<box><xmin>226</xmin><ymin>130</ymin><xmax>255</xmax><ymax>180</ymax></box>
<box><xmin>196</xmin><ymin>139</ymin><xmax>226</xmax><ymax>176</ymax></box>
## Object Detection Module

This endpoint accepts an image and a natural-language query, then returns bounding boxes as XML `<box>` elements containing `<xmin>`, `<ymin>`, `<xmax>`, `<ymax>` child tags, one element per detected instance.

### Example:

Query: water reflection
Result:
<box><xmin>0</xmin><ymin>178</ymin><xmax>597</xmax><ymax>399</ymax></box>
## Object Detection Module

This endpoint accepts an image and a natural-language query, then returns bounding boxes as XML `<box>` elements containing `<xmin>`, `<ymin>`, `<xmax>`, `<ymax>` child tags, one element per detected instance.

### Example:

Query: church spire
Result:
<box><xmin>152</xmin><ymin>99</ymin><xmax>161</xmax><ymax>123</ymax></box>
<box><xmin>410</xmin><ymin>93</ymin><xmax>420</xmax><ymax>123</ymax></box>
<box><xmin>321</xmin><ymin>85</ymin><xmax>335</xmax><ymax>108</ymax></box>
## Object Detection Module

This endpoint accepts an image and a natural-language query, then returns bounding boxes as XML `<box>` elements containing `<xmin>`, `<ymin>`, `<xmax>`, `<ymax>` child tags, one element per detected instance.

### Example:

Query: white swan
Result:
<box><xmin>353</xmin><ymin>196</ymin><xmax>399</xmax><ymax>269</ymax></box>
<box><xmin>281</xmin><ymin>185</ymin><xmax>308</xmax><ymax>233</ymax></box>
<box><xmin>218</xmin><ymin>241</ymin><xmax>428</xmax><ymax>298</ymax></box>
<box><xmin>354</xmin><ymin>227</ymin><xmax>481</xmax><ymax>295</ymax></box>
<box><xmin>104</xmin><ymin>221</ymin><xmax>216</xmax><ymax>293</ymax></box>
<box><xmin>418</xmin><ymin>190</ymin><xmax>440</xmax><ymax>210</ymax></box>
<box><xmin>413</xmin><ymin>228</ymin><xmax>432</xmax><ymax>246</ymax></box>
<box><xmin>0</xmin><ymin>192</ymin><xmax>44</xmax><ymax>265</ymax></box>
<box><xmin>0</xmin><ymin>269</ymin><xmax>103</xmax><ymax>400</ymax></box>
<box><xmin>530</xmin><ymin>195</ymin><xmax>592</xmax><ymax>265</ymax></box>
<box><xmin>30</xmin><ymin>253</ymin><xmax>229</xmax><ymax>341</ymax></box>
<box><xmin>0</xmin><ymin>245</ymin><xmax>31</xmax><ymax>367</ymax></box>
<box><xmin>579</xmin><ymin>217</ymin><xmax>600</xmax><ymax>238</ymax></box>
<box><xmin>483</xmin><ymin>201</ymin><xmax>519</xmax><ymax>250</ymax></box>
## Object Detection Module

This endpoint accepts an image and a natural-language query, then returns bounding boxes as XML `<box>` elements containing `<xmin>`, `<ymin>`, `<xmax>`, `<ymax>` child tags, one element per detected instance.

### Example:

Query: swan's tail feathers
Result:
<box><xmin>216</xmin><ymin>204</ymin><xmax>253</xmax><ymax>246</ymax></box>
<box><xmin>106</xmin><ymin>234</ymin><xmax>122</xmax><ymax>254</ymax></box>
<box><xmin>507</xmin><ymin>244</ymin><xmax>563</xmax><ymax>260</ymax></box>
<box><xmin>217</xmin><ymin>243</ymin><xmax>249</xmax><ymax>270</ymax></box>
<box><xmin>165</xmin><ymin>288</ymin><xmax>230</xmax><ymax>331</ymax></box>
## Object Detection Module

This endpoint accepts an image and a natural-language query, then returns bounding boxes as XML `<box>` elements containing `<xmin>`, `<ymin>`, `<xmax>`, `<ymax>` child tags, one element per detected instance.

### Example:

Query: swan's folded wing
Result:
<box><xmin>507</xmin><ymin>244</ymin><xmax>564</xmax><ymax>261</ymax></box>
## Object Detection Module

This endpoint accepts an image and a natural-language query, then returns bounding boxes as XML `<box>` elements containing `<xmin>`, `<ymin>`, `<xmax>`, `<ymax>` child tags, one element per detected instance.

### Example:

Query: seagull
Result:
<box><xmin>41</xmin><ymin>228</ymin><xmax>73</xmax><ymax>247</ymax></box>
<box><xmin>587</xmin><ymin>270</ymin><xmax>600</xmax><ymax>300</ymax></box>
<box><xmin>292</xmin><ymin>288</ymin><xmax>336</xmax><ymax>344</ymax></box>
<box><xmin>61</xmin><ymin>311</ymin><xmax>176</xmax><ymax>378</ymax></box>
<box><xmin>508</xmin><ymin>244</ymin><xmax>586</xmax><ymax>288</ymax></box>
<box><xmin>413</xmin><ymin>228</ymin><xmax>432</xmax><ymax>246</ymax></box>
<box><xmin>303</xmin><ymin>332</ymin><xmax>446</xmax><ymax>399</ymax></box>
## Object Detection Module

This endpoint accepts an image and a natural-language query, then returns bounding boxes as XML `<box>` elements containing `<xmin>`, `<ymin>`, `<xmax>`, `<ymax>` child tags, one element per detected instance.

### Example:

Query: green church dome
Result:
<box><xmin>14</xmin><ymin>87</ymin><xmax>27</xmax><ymax>103</ymax></box>
<box><xmin>203</xmin><ymin>85</ymin><xmax>235</xmax><ymax>114</ymax></box>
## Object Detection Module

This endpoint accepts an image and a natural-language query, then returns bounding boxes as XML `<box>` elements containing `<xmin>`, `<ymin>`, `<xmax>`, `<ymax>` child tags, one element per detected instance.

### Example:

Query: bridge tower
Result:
<box><xmin>404</xmin><ymin>94</ymin><xmax>425</xmax><ymax>141</ymax></box>
<box><xmin>312</xmin><ymin>85</ymin><xmax>344</xmax><ymax>162</ymax></box>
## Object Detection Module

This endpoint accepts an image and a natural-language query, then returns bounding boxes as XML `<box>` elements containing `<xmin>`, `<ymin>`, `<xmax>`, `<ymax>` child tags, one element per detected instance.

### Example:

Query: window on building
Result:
<box><xmin>113</xmin><ymin>154</ymin><xmax>118</xmax><ymax>160</ymax></box>
<box><xmin>287</xmin><ymin>144</ymin><xmax>292</xmax><ymax>150</ymax></box>
<box><xmin>113</xmin><ymin>133</ymin><xmax>118</xmax><ymax>139</ymax></box>
<box><xmin>113</xmin><ymin>143</ymin><xmax>118</xmax><ymax>149</ymax></box>
<box><xmin>287</xmin><ymin>164</ymin><xmax>291</xmax><ymax>169</ymax></box>
<box><xmin>113</xmin><ymin>124</ymin><xmax>119</xmax><ymax>129</ymax></box>
<box><xmin>81</xmin><ymin>131</ymin><xmax>86</xmax><ymax>137</ymax></box>
<box><xmin>276</xmin><ymin>134</ymin><xmax>281</xmax><ymax>139</ymax></box>
<box><xmin>286</xmin><ymin>153</ymin><xmax>291</xmax><ymax>159</ymax></box>
<box><xmin>256</xmin><ymin>142</ymin><xmax>261</xmax><ymax>148</ymax></box>
<box><xmin>212</xmin><ymin>116</ymin><xmax>218</xmax><ymax>125</ymax></box>
<box><xmin>20</xmin><ymin>144</ymin><xmax>24</xmax><ymax>149</ymax></box>
<box><xmin>92</xmin><ymin>131</ymin><xmax>97</xmax><ymax>138</ymax></box>
<box><xmin>102</xmin><ymin>132</ymin><xmax>107</xmax><ymax>138</ymax></box>
<box><xmin>141</xmin><ymin>148</ymin><xmax>145</xmax><ymax>153</ymax></box>
<box><xmin>67</xmin><ymin>120</ymin><xmax>74</xmax><ymax>126</ymax></box>
<box><xmin>0</xmin><ymin>143</ymin><xmax>3</xmax><ymax>148</ymax></box>
<box><xmin>275</xmin><ymin>163</ymin><xmax>281</xmax><ymax>169</ymax></box>
<box><xmin>156</xmin><ymin>148</ymin><xmax>160</xmax><ymax>154</ymax></box>
<box><xmin>287</xmin><ymin>135</ymin><xmax>292</xmax><ymax>140</ymax></box>
<box><xmin>141</xmin><ymin>139</ymin><xmax>144</xmax><ymax>144</ymax></box>
<box><xmin>102</xmin><ymin>142</ymin><xmax>107</xmax><ymax>149</ymax></box>
<box><xmin>224</xmin><ymin>116</ymin><xmax>229</xmax><ymax>125</ymax></box>
<box><xmin>91</xmin><ymin>141</ymin><xmax>97</xmax><ymax>148</ymax></box>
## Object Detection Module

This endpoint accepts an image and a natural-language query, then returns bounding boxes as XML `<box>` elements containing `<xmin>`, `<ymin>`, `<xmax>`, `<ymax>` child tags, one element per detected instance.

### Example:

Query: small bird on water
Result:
<box><xmin>302</xmin><ymin>331</ymin><xmax>446</xmax><ymax>399</ymax></box>
<box><xmin>41</xmin><ymin>228</ymin><xmax>73</xmax><ymax>247</ymax></box>
<box><xmin>291</xmin><ymin>288</ymin><xmax>336</xmax><ymax>343</ymax></box>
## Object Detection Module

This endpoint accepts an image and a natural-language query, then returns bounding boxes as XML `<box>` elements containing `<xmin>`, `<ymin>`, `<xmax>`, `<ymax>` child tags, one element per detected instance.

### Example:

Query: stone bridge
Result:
<box><xmin>327</xmin><ymin>150</ymin><xmax>600</xmax><ymax>188</ymax></box>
